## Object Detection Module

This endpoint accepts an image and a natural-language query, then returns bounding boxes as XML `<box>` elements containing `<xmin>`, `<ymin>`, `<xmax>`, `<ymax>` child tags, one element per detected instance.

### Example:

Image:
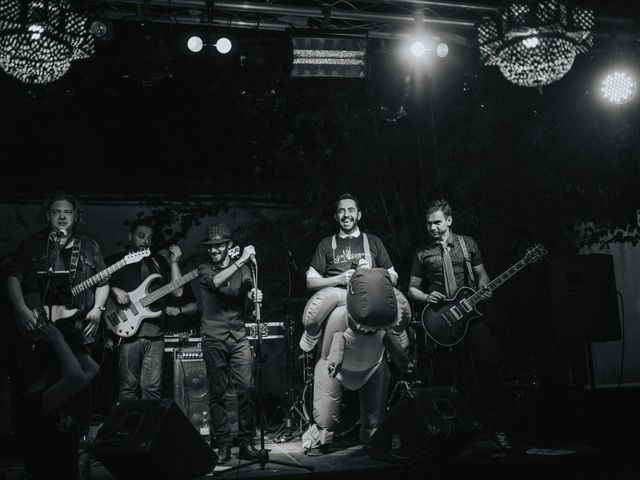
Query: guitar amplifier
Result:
<box><xmin>172</xmin><ymin>348</ymin><xmax>210</xmax><ymax>438</ymax></box>
<box><xmin>164</xmin><ymin>322</ymin><xmax>284</xmax><ymax>350</ymax></box>
<box><xmin>245</xmin><ymin>322</ymin><xmax>284</xmax><ymax>340</ymax></box>
<box><xmin>164</xmin><ymin>334</ymin><xmax>202</xmax><ymax>352</ymax></box>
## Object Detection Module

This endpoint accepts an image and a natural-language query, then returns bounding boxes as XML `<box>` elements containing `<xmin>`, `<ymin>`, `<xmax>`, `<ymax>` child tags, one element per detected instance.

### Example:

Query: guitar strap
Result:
<box><xmin>458</xmin><ymin>236</ymin><xmax>476</xmax><ymax>289</ymax></box>
<box><xmin>68</xmin><ymin>235</ymin><xmax>82</xmax><ymax>283</ymax></box>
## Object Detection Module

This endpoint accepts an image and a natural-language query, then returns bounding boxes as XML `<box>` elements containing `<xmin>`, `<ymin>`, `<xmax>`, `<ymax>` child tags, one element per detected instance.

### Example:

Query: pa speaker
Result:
<box><xmin>173</xmin><ymin>348</ymin><xmax>210</xmax><ymax>437</ymax></box>
<box><xmin>548</xmin><ymin>254</ymin><xmax>621</xmax><ymax>343</ymax></box>
<box><xmin>91</xmin><ymin>399</ymin><xmax>216</xmax><ymax>480</ymax></box>
<box><xmin>368</xmin><ymin>386</ymin><xmax>481</xmax><ymax>463</ymax></box>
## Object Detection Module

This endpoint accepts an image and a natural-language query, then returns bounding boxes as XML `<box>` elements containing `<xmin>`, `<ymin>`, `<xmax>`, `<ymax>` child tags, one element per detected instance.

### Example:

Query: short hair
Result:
<box><xmin>426</xmin><ymin>199</ymin><xmax>452</xmax><ymax>218</ymax></box>
<box><xmin>129</xmin><ymin>218</ymin><xmax>155</xmax><ymax>235</ymax></box>
<box><xmin>334</xmin><ymin>193</ymin><xmax>360</xmax><ymax>212</ymax></box>
<box><xmin>40</xmin><ymin>191</ymin><xmax>85</xmax><ymax>225</ymax></box>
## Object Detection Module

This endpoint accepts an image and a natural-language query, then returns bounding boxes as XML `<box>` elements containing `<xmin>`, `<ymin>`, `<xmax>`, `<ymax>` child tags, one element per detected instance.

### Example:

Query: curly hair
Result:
<box><xmin>40</xmin><ymin>191</ymin><xmax>85</xmax><ymax>225</ymax></box>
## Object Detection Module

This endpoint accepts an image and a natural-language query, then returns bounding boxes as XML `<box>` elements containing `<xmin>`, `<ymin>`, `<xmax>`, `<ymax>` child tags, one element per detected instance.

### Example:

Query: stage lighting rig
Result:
<box><xmin>186</xmin><ymin>34</ymin><xmax>233</xmax><ymax>55</ymax></box>
<box><xmin>291</xmin><ymin>35</ymin><xmax>367</xmax><ymax>78</ymax></box>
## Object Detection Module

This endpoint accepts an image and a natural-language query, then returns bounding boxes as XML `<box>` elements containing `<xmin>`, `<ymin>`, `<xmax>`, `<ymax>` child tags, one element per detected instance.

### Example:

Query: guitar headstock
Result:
<box><xmin>124</xmin><ymin>248</ymin><xmax>151</xmax><ymax>265</ymax></box>
<box><xmin>228</xmin><ymin>246</ymin><xmax>241</xmax><ymax>260</ymax></box>
<box><xmin>524</xmin><ymin>244</ymin><xmax>548</xmax><ymax>264</ymax></box>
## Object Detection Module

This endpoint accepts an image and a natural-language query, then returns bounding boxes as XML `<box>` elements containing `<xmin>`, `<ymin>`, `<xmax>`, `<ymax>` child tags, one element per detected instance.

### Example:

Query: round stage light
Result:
<box><xmin>410</xmin><ymin>41</ymin><xmax>427</xmax><ymax>57</ymax></box>
<box><xmin>187</xmin><ymin>35</ymin><xmax>204</xmax><ymax>53</ymax></box>
<box><xmin>436</xmin><ymin>42</ymin><xmax>449</xmax><ymax>58</ymax></box>
<box><xmin>215</xmin><ymin>37</ymin><xmax>232</xmax><ymax>54</ymax></box>
<box><xmin>601</xmin><ymin>71</ymin><xmax>637</xmax><ymax>105</ymax></box>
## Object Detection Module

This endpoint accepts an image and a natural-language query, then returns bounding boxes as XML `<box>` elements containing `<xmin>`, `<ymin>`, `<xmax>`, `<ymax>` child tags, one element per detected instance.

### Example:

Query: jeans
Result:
<box><xmin>201</xmin><ymin>335</ymin><xmax>255</xmax><ymax>447</ymax></box>
<box><xmin>118</xmin><ymin>337</ymin><xmax>164</xmax><ymax>400</ymax></box>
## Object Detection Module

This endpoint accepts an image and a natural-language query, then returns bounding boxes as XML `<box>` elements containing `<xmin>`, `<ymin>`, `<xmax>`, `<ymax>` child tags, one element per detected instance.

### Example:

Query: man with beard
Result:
<box><xmin>299</xmin><ymin>193</ymin><xmax>399</xmax><ymax>352</ymax></box>
<box><xmin>106</xmin><ymin>219</ymin><xmax>184</xmax><ymax>401</ymax></box>
<box><xmin>198</xmin><ymin>224</ymin><xmax>262</xmax><ymax>463</ymax></box>
<box><xmin>408</xmin><ymin>199</ymin><xmax>498</xmax><ymax>416</ymax></box>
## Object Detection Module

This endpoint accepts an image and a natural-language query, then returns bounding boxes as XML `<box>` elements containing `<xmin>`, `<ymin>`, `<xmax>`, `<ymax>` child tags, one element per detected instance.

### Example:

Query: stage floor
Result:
<box><xmin>1</xmin><ymin>436</ymin><xmax>636</xmax><ymax>480</ymax></box>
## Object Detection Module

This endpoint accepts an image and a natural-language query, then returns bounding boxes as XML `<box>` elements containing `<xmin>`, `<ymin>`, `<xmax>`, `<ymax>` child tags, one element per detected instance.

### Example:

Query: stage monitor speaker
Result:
<box><xmin>368</xmin><ymin>386</ymin><xmax>481</xmax><ymax>463</ymax></box>
<box><xmin>548</xmin><ymin>254</ymin><xmax>621</xmax><ymax>343</ymax></box>
<box><xmin>173</xmin><ymin>348</ymin><xmax>210</xmax><ymax>438</ymax></box>
<box><xmin>91</xmin><ymin>399</ymin><xmax>216</xmax><ymax>480</ymax></box>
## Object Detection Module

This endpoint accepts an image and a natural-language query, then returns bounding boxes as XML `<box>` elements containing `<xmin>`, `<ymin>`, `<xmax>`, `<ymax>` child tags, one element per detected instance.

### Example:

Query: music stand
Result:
<box><xmin>218</xmin><ymin>261</ymin><xmax>313</xmax><ymax>475</ymax></box>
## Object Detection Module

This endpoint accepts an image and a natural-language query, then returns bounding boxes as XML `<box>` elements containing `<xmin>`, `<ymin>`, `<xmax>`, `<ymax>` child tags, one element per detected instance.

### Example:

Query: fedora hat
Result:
<box><xmin>201</xmin><ymin>223</ymin><xmax>233</xmax><ymax>245</ymax></box>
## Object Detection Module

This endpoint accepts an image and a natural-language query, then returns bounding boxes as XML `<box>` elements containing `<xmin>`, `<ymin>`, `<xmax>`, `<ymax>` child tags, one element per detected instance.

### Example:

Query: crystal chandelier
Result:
<box><xmin>0</xmin><ymin>1</ymin><xmax>94</xmax><ymax>84</ymax></box>
<box><xmin>478</xmin><ymin>0</ymin><xmax>593</xmax><ymax>87</ymax></box>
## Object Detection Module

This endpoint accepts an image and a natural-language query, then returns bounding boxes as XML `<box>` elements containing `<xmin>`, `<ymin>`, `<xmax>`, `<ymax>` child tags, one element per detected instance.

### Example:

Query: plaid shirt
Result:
<box><xmin>410</xmin><ymin>233</ymin><xmax>483</xmax><ymax>295</ymax></box>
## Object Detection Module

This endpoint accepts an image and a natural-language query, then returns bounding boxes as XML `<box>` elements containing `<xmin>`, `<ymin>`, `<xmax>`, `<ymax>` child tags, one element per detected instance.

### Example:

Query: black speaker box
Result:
<box><xmin>368</xmin><ymin>386</ymin><xmax>481</xmax><ymax>463</ymax></box>
<box><xmin>172</xmin><ymin>348</ymin><xmax>210</xmax><ymax>437</ymax></box>
<box><xmin>548</xmin><ymin>254</ymin><xmax>621</xmax><ymax>343</ymax></box>
<box><xmin>91</xmin><ymin>399</ymin><xmax>217</xmax><ymax>480</ymax></box>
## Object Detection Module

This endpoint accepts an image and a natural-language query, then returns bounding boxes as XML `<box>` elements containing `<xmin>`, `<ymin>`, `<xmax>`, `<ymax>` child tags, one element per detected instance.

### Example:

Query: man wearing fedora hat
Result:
<box><xmin>198</xmin><ymin>223</ymin><xmax>262</xmax><ymax>463</ymax></box>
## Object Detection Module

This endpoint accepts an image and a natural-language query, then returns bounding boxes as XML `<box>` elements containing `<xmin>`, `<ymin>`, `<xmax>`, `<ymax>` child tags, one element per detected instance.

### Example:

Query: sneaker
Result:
<box><xmin>299</xmin><ymin>331</ymin><xmax>320</xmax><ymax>352</ymax></box>
<box><xmin>217</xmin><ymin>444</ymin><xmax>232</xmax><ymax>463</ymax></box>
<box><xmin>238</xmin><ymin>444</ymin><xmax>260</xmax><ymax>461</ymax></box>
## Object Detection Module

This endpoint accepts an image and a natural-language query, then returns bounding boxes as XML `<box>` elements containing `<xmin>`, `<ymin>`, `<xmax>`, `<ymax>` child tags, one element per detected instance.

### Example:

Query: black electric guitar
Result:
<box><xmin>421</xmin><ymin>244</ymin><xmax>547</xmax><ymax>347</ymax></box>
<box><xmin>16</xmin><ymin>248</ymin><xmax>151</xmax><ymax>339</ymax></box>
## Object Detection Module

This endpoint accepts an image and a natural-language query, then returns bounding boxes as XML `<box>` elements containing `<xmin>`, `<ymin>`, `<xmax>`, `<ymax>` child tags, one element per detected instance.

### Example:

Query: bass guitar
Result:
<box><xmin>103</xmin><ymin>269</ymin><xmax>198</xmax><ymax>337</ymax></box>
<box><xmin>103</xmin><ymin>246</ymin><xmax>241</xmax><ymax>337</ymax></box>
<box><xmin>17</xmin><ymin>248</ymin><xmax>151</xmax><ymax>339</ymax></box>
<box><xmin>421</xmin><ymin>244</ymin><xmax>547</xmax><ymax>347</ymax></box>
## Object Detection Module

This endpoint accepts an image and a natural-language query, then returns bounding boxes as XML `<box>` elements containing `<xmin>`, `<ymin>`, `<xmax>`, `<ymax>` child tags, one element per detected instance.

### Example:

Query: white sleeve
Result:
<box><xmin>306</xmin><ymin>266</ymin><xmax>322</xmax><ymax>278</ymax></box>
<box><xmin>387</xmin><ymin>266</ymin><xmax>398</xmax><ymax>284</ymax></box>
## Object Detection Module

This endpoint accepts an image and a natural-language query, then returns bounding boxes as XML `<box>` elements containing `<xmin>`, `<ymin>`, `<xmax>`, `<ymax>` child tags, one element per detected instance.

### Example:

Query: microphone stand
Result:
<box><xmin>37</xmin><ymin>232</ymin><xmax>66</xmax><ymax>333</ymax></box>
<box><xmin>219</xmin><ymin>257</ymin><xmax>314</xmax><ymax>475</ymax></box>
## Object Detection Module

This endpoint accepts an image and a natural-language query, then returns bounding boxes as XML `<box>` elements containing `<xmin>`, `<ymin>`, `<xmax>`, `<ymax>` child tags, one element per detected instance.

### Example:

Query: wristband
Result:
<box><xmin>234</xmin><ymin>261</ymin><xmax>241</xmax><ymax>269</ymax></box>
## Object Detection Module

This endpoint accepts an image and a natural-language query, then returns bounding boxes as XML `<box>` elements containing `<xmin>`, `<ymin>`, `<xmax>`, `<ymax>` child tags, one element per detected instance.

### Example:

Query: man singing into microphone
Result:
<box><xmin>198</xmin><ymin>224</ymin><xmax>262</xmax><ymax>463</ymax></box>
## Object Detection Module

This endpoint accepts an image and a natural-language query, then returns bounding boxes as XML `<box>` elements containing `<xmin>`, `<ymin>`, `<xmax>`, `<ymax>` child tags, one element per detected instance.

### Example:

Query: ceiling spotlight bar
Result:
<box><xmin>90</xmin><ymin>0</ymin><xmax>477</xmax><ymax>29</ymax></box>
<box><xmin>98</xmin><ymin>9</ymin><xmax>466</xmax><ymax>41</ymax></box>
<box><xmin>352</xmin><ymin>0</ymin><xmax>500</xmax><ymax>15</ymax></box>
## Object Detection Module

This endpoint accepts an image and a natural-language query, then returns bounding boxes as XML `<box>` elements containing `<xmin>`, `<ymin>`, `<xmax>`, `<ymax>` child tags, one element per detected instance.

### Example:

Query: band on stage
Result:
<box><xmin>5</xmin><ymin>190</ymin><xmax>506</xmax><ymax>477</ymax></box>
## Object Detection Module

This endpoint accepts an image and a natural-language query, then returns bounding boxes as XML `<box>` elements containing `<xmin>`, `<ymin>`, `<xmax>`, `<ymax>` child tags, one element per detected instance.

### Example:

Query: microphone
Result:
<box><xmin>250</xmin><ymin>253</ymin><xmax>257</xmax><ymax>265</ymax></box>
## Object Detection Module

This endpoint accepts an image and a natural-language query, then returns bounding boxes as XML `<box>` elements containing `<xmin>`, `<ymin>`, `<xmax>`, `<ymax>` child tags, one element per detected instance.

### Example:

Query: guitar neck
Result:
<box><xmin>468</xmin><ymin>257</ymin><xmax>530</xmax><ymax>306</ymax></box>
<box><xmin>71</xmin><ymin>259</ymin><xmax>127</xmax><ymax>296</ymax></box>
<box><xmin>141</xmin><ymin>269</ymin><xmax>199</xmax><ymax>307</ymax></box>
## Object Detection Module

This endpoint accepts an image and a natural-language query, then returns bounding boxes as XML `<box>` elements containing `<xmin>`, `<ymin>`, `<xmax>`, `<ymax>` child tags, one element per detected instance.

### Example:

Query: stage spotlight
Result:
<box><xmin>601</xmin><ymin>71</ymin><xmax>636</xmax><ymax>105</ymax></box>
<box><xmin>410</xmin><ymin>41</ymin><xmax>427</xmax><ymax>57</ymax></box>
<box><xmin>187</xmin><ymin>35</ymin><xmax>204</xmax><ymax>53</ymax></box>
<box><xmin>436</xmin><ymin>42</ymin><xmax>449</xmax><ymax>58</ymax></box>
<box><xmin>87</xmin><ymin>19</ymin><xmax>113</xmax><ymax>41</ymax></box>
<box><xmin>215</xmin><ymin>37</ymin><xmax>232</xmax><ymax>54</ymax></box>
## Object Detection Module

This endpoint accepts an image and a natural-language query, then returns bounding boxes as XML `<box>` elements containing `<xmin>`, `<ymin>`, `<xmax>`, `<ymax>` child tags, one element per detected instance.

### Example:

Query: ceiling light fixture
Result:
<box><xmin>478</xmin><ymin>0</ymin><xmax>593</xmax><ymax>87</ymax></box>
<box><xmin>0</xmin><ymin>0</ymin><xmax>94</xmax><ymax>84</ymax></box>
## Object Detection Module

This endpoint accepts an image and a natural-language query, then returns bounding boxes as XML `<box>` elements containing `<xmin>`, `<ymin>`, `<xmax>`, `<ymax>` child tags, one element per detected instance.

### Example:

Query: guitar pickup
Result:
<box><xmin>449</xmin><ymin>307</ymin><xmax>463</xmax><ymax>321</ymax></box>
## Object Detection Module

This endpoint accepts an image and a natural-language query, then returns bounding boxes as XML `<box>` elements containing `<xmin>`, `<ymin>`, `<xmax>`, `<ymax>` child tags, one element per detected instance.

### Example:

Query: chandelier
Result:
<box><xmin>478</xmin><ymin>0</ymin><xmax>593</xmax><ymax>87</ymax></box>
<box><xmin>0</xmin><ymin>1</ymin><xmax>94</xmax><ymax>84</ymax></box>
